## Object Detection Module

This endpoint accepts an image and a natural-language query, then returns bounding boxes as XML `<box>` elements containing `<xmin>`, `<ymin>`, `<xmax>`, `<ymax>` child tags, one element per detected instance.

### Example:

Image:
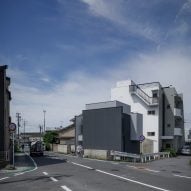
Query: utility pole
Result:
<box><xmin>23</xmin><ymin>120</ymin><xmax>26</xmax><ymax>144</ymax></box>
<box><xmin>39</xmin><ymin>125</ymin><xmax>43</xmax><ymax>142</ymax></box>
<box><xmin>43</xmin><ymin>110</ymin><xmax>46</xmax><ymax>133</ymax></box>
<box><xmin>16</xmin><ymin>113</ymin><xmax>21</xmax><ymax>147</ymax></box>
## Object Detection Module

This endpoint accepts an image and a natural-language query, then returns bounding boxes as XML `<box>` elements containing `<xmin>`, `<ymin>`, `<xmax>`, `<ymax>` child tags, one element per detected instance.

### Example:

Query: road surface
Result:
<box><xmin>0</xmin><ymin>152</ymin><xmax>190</xmax><ymax>191</ymax></box>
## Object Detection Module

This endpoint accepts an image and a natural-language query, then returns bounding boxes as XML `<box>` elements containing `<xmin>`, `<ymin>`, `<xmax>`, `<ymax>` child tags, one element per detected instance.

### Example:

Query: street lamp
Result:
<box><xmin>43</xmin><ymin>110</ymin><xmax>46</xmax><ymax>133</ymax></box>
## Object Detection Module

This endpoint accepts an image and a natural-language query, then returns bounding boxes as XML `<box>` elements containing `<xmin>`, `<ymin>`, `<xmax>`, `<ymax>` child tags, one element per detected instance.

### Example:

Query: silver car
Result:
<box><xmin>181</xmin><ymin>145</ymin><xmax>191</xmax><ymax>155</ymax></box>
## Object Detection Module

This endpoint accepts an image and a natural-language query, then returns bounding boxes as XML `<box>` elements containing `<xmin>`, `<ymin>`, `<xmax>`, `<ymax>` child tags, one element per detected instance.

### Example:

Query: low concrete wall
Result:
<box><xmin>142</xmin><ymin>139</ymin><xmax>154</xmax><ymax>153</ymax></box>
<box><xmin>84</xmin><ymin>149</ymin><xmax>109</xmax><ymax>160</ymax></box>
<box><xmin>56</xmin><ymin>144</ymin><xmax>75</xmax><ymax>154</ymax></box>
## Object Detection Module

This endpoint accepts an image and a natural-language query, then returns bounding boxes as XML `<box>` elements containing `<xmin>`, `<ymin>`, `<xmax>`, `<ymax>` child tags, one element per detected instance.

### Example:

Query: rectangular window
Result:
<box><xmin>167</xmin><ymin>124</ymin><xmax>171</xmax><ymax>127</ymax></box>
<box><xmin>147</xmin><ymin>110</ymin><xmax>155</xmax><ymax>115</ymax></box>
<box><xmin>147</xmin><ymin>132</ymin><xmax>155</xmax><ymax>136</ymax></box>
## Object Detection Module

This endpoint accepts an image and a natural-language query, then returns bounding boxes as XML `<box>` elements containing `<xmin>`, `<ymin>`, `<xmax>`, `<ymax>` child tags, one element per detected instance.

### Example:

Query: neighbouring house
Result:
<box><xmin>111</xmin><ymin>80</ymin><xmax>185</xmax><ymax>153</ymax></box>
<box><xmin>75</xmin><ymin>100</ymin><xmax>143</xmax><ymax>159</ymax></box>
<box><xmin>0</xmin><ymin>65</ymin><xmax>11</xmax><ymax>163</ymax></box>
<box><xmin>51</xmin><ymin>124</ymin><xmax>75</xmax><ymax>154</ymax></box>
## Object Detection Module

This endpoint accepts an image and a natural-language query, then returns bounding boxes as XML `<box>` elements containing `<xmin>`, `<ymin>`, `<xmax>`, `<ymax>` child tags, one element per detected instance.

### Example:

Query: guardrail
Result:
<box><xmin>110</xmin><ymin>151</ymin><xmax>170</xmax><ymax>163</ymax></box>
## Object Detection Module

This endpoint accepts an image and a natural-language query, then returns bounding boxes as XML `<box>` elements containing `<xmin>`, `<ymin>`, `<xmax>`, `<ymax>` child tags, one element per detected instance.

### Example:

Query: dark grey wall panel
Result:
<box><xmin>83</xmin><ymin>107</ymin><xmax>123</xmax><ymax>151</ymax></box>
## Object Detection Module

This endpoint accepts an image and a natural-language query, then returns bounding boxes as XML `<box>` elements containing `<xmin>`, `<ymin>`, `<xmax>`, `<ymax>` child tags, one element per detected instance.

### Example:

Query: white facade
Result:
<box><xmin>111</xmin><ymin>80</ymin><xmax>161</xmax><ymax>153</ymax></box>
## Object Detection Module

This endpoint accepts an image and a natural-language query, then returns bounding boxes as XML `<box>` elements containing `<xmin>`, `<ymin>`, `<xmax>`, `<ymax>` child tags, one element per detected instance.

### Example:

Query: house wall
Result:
<box><xmin>111</xmin><ymin>80</ymin><xmax>160</xmax><ymax>153</ymax></box>
<box><xmin>0</xmin><ymin>66</ymin><xmax>10</xmax><ymax>159</ymax></box>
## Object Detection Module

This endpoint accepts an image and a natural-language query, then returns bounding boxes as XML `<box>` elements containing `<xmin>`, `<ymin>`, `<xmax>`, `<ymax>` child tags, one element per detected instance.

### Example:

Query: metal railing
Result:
<box><xmin>129</xmin><ymin>85</ymin><xmax>158</xmax><ymax>106</ymax></box>
<box><xmin>110</xmin><ymin>150</ymin><xmax>170</xmax><ymax>163</ymax></box>
<box><xmin>0</xmin><ymin>150</ymin><xmax>10</xmax><ymax>161</ymax></box>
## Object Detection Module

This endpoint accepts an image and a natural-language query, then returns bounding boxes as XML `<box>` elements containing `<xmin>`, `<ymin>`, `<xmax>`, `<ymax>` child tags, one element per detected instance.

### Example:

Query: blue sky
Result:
<box><xmin>0</xmin><ymin>0</ymin><xmax>191</xmax><ymax>132</ymax></box>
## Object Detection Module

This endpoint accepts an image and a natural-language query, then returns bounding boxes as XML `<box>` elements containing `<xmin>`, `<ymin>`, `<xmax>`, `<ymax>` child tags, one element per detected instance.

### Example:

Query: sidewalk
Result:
<box><xmin>0</xmin><ymin>152</ymin><xmax>35</xmax><ymax>177</ymax></box>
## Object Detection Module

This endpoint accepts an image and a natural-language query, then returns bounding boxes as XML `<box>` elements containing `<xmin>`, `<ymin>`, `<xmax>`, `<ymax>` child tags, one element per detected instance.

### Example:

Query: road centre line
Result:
<box><xmin>61</xmin><ymin>185</ymin><xmax>72</xmax><ymax>191</ymax></box>
<box><xmin>71</xmin><ymin>162</ymin><xmax>94</xmax><ymax>170</ymax></box>
<box><xmin>173</xmin><ymin>174</ymin><xmax>191</xmax><ymax>179</ymax></box>
<box><xmin>43</xmin><ymin>172</ymin><xmax>48</xmax><ymax>175</ymax></box>
<box><xmin>50</xmin><ymin>177</ymin><xmax>58</xmax><ymax>182</ymax></box>
<box><xmin>71</xmin><ymin>162</ymin><xmax>170</xmax><ymax>191</ymax></box>
<box><xmin>0</xmin><ymin>177</ymin><xmax>9</xmax><ymax>181</ymax></box>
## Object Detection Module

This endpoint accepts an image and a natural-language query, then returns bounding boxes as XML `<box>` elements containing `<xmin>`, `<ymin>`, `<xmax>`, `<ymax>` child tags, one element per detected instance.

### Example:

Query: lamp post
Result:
<box><xmin>43</xmin><ymin>110</ymin><xmax>46</xmax><ymax>133</ymax></box>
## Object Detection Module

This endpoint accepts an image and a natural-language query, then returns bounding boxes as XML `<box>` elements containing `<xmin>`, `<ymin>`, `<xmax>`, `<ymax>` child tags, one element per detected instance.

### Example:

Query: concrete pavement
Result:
<box><xmin>0</xmin><ymin>152</ymin><xmax>36</xmax><ymax>178</ymax></box>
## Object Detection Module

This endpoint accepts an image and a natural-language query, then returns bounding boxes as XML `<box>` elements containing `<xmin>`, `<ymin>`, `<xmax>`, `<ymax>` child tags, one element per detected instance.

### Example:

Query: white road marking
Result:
<box><xmin>24</xmin><ymin>152</ymin><xmax>38</xmax><ymax>173</ymax></box>
<box><xmin>71</xmin><ymin>162</ymin><xmax>94</xmax><ymax>170</ymax></box>
<box><xmin>0</xmin><ymin>177</ymin><xmax>9</xmax><ymax>181</ymax></box>
<box><xmin>96</xmin><ymin>169</ymin><xmax>170</xmax><ymax>191</ymax></box>
<box><xmin>71</xmin><ymin>162</ymin><xmax>170</xmax><ymax>191</ymax></box>
<box><xmin>50</xmin><ymin>177</ymin><xmax>58</xmax><ymax>182</ymax></box>
<box><xmin>173</xmin><ymin>174</ymin><xmax>191</xmax><ymax>179</ymax></box>
<box><xmin>14</xmin><ymin>172</ymin><xmax>24</xmax><ymax>176</ymax></box>
<box><xmin>61</xmin><ymin>185</ymin><xmax>72</xmax><ymax>191</ymax></box>
<box><xmin>43</xmin><ymin>172</ymin><xmax>48</xmax><ymax>175</ymax></box>
<box><xmin>126</xmin><ymin>165</ymin><xmax>137</xmax><ymax>169</ymax></box>
<box><xmin>145</xmin><ymin>168</ymin><xmax>160</xmax><ymax>173</ymax></box>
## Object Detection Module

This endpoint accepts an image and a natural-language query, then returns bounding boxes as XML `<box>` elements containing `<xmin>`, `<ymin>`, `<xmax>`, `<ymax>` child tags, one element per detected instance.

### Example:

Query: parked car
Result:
<box><xmin>180</xmin><ymin>145</ymin><xmax>191</xmax><ymax>155</ymax></box>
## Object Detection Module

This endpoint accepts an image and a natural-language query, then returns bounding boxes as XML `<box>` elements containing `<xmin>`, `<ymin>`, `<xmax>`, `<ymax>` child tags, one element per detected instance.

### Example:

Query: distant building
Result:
<box><xmin>20</xmin><ymin>132</ymin><xmax>43</xmax><ymax>143</ymax></box>
<box><xmin>111</xmin><ymin>80</ymin><xmax>185</xmax><ymax>153</ymax></box>
<box><xmin>0</xmin><ymin>65</ymin><xmax>11</xmax><ymax>162</ymax></box>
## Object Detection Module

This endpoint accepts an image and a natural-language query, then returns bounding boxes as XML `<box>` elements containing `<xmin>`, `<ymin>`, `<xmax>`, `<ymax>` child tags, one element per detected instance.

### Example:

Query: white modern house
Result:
<box><xmin>111</xmin><ymin>80</ymin><xmax>184</xmax><ymax>153</ymax></box>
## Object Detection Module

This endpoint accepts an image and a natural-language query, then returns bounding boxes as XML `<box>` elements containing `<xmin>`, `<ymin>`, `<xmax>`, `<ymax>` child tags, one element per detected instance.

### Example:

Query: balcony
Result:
<box><xmin>129</xmin><ymin>85</ymin><xmax>158</xmax><ymax>106</ymax></box>
<box><xmin>174</xmin><ymin>108</ymin><xmax>182</xmax><ymax>118</ymax></box>
<box><xmin>161</xmin><ymin>136</ymin><xmax>173</xmax><ymax>140</ymax></box>
<box><xmin>174</xmin><ymin>128</ymin><xmax>182</xmax><ymax>136</ymax></box>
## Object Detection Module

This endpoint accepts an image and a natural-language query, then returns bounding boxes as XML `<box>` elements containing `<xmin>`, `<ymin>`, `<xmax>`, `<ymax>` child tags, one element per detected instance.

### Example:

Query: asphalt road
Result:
<box><xmin>0</xmin><ymin>152</ymin><xmax>190</xmax><ymax>191</ymax></box>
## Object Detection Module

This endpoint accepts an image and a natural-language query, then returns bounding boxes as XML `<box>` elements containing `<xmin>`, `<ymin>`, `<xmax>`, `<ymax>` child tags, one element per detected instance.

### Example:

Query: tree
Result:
<box><xmin>43</xmin><ymin>131</ymin><xmax>58</xmax><ymax>150</ymax></box>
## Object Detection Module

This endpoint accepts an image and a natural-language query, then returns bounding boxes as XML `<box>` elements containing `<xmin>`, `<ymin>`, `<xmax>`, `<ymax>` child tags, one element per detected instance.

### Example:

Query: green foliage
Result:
<box><xmin>14</xmin><ymin>144</ymin><xmax>20</xmax><ymax>152</ymax></box>
<box><xmin>43</xmin><ymin>131</ymin><xmax>58</xmax><ymax>144</ymax></box>
<box><xmin>163</xmin><ymin>148</ymin><xmax>177</xmax><ymax>157</ymax></box>
<box><xmin>45</xmin><ymin>143</ymin><xmax>51</xmax><ymax>151</ymax></box>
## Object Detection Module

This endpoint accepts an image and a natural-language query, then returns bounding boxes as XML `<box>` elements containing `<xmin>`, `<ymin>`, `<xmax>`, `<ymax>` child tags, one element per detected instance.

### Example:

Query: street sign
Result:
<box><xmin>9</xmin><ymin>123</ymin><xmax>16</xmax><ymax>132</ymax></box>
<box><xmin>139</xmin><ymin>135</ymin><xmax>145</xmax><ymax>142</ymax></box>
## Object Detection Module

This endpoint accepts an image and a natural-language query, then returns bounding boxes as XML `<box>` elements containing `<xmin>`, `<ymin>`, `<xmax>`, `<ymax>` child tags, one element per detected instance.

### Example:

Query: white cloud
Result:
<box><xmin>80</xmin><ymin>0</ymin><xmax>162</xmax><ymax>43</ymax></box>
<box><xmin>9</xmin><ymin>46</ymin><xmax>191</xmax><ymax>131</ymax></box>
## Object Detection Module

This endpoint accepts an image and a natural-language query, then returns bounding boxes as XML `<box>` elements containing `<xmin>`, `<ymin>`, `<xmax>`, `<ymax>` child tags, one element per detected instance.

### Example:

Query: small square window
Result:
<box><xmin>147</xmin><ymin>132</ymin><xmax>155</xmax><ymax>136</ymax></box>
<box><xmin>148</xmin><ymin>110</ymin><xmax>155</xmax><ymax>115</ymax></box>
<box><xmin>167</xmin><ymin>124</ymin><xmax>171</xmax><ymax>127</ymax></box>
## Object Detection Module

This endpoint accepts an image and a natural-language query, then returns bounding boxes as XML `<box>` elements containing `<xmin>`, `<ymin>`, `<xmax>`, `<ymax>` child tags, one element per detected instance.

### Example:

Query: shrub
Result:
<box><xmin>163</xmin><ymin>148</ymin><xmax>177</xmax><ymax>157</ymax></box>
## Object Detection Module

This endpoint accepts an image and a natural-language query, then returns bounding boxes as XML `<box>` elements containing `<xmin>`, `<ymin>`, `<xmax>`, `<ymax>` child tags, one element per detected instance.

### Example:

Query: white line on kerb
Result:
<box><xmin>61</xmin><ymin>185</ymin><xmax>72</xmax><ymax>191</ymax></box>
<box><xmin>0</xmin><ymin>177</ymin><xmax>9</xmax><ymax>181</ymax></box>
<box><xmin>71</xmin><ymin>162</ymin><xmax>94</xmax><ymax>170</ymax></box>
<box><xmin>96</xmin><ymin>169</ymin><xmax>170</xmax><ymax>191</ymax></box>
<box><xmin>43</xmin><ymin>172</ymin><xmax>48</xmax><ymax>175</ymax></box>
<box><xmin>14</xmin><ymin>172</ymin><xmax>24</xmax><ymax>176</ymax></box>
<box><xmin>173</xmin><ymin>174</ymin><xmax>191</xmax><ymax>179</ymax></box>
<box><xmin>50</xmin><ymin>177</ymin><xmax>58</xmax><ymax>182</ymax></box>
